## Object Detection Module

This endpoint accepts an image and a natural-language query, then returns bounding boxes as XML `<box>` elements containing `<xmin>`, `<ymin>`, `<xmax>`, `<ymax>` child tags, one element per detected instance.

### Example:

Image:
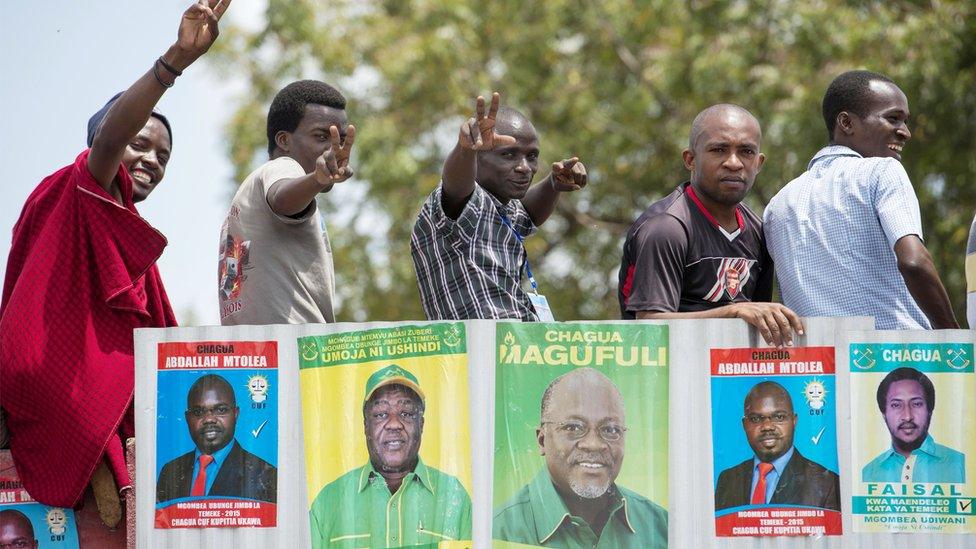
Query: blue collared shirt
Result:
<box><xmin>763</xmin><ymin>145</ymin><xmax>930</xmax><ymax>329</ymax></box>
<box><xmin>862</xmin><ymin>435</ymin><xmax>966</xmax><ymax>483</ymax></box>
<box><xmin>190</xmin><ymin>440</ymin><xmax>235</xmax><ymax>495</ymax></box>
<box><xmin>750</xmin><ymin>447</ymin><xmax>794</xmax><ymax>503</ymax></box>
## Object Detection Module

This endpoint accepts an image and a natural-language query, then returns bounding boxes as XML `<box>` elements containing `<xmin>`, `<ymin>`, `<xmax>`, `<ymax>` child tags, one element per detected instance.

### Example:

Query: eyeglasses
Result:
<box><xmin>744</xmin><ymin>412</ymin><xmax>792</xmax><ymax>425</ymax></box>
<box><xmin>1</xmin><ymin>540</ymin><xmax>34</xmax><ymax>549</ymax></box>
<box><xmin>187</xmin><ymin>404</ymin><xmax>234</xmax><ymax>418</ymax></box>
<box><xmin>542</xmin><ymin>420</ymin><xmax>627</xmax><ymax>442</ymax></box>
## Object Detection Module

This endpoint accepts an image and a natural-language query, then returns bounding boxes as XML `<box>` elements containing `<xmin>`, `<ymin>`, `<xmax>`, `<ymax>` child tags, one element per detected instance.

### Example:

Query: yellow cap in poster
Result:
<box><xmin>363</xmin><ymin>364</ymin><xmax>426</xmax><ymax>403</ymax></box>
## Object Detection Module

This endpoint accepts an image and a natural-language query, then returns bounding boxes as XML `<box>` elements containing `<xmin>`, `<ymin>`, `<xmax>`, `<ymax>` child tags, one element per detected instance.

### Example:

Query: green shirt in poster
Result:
<box><xmin>309</xmin><ymin>459</ymin><xmax>472</xmax><ymax>548</ymax></box>
<box><xmin>493</xmin><ymin>468</ymin><xmax>667</xmax><ymax>548</ymax></box>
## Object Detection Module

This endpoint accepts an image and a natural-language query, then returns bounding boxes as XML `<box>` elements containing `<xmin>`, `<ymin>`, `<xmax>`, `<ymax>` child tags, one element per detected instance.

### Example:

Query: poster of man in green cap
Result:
<box><xmin>298</xmin><ymin>323</ymin><xmax>472</xmax><ymax>548</ymax></box>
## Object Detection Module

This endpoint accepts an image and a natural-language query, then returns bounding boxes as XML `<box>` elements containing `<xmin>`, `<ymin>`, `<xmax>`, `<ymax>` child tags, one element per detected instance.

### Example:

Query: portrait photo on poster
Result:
<box><xmin>0</xmin><ymin>477</ymin><xmax>80</xmax><ymax>549</ymax></box>
<box><xmin>492</xmin><ymin>323</ymin><xmax>669</xmax><ymax>549</ymax></box>
<box><xmin>710</xmin><ymin>347</ymin><xmax>842</xmax><ymax>537</ymax></box>
<box><xmin>298</xmin><ymin>323</ymin><xmax>473</xmax><ymax>549</ymax></box>
<box><xmin>153</xmin><ymin>341</ymin><xmax>279</xmax><ymax>529</ymax></box>
<box><xmin>849</xmin><ymin>342</ymin><xmax>976</xmax><ymax>534</ymax></box>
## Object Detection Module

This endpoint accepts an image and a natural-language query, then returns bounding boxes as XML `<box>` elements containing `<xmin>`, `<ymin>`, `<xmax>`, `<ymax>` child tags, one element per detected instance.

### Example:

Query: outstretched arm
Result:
<box><xmin>266</xmin><ymin>125</ymin><xmax>356</xmax><ymax>216</ymax></box>
<box><xmin>521</xmin><ymin>157</ymin><xmax>587</xmax><ymax>226</ymax></box>
<box><xmin>440</xmin><ymin>92</ymin><xmax>516</xmax><ymax>219</ymax></box>
<box><xmin>895</xmin><ymin>235</ymin><xmax>958</xmax><ymax>328</ymax></box>
<box><xmin>87</xmin><ymin>0</ymin><xmax>231</xmax><ymax>197</ymax></box>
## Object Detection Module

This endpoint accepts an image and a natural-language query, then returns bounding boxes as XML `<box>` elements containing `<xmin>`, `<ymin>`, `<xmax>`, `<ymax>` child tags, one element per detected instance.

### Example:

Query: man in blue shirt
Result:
<box><xmin>715</xmin><ymin>381</ymin><xmax>840</xmax><ymax>511</ymax></box>
<box><xmin>862</xmin><ymin>367</ymin><xmax>965</xmax><ymax>483</ymax></box>
<box><xmin>764</xmin><ymin>70</ymin><xmax>957</xmax><ymax>329</ymax></box>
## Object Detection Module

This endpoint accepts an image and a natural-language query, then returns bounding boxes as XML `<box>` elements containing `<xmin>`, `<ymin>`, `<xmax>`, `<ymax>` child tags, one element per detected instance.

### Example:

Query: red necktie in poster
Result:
<box><xmin>751</xmin><ymin>462</ymin><xmax>773</xmax><ymax>504</ymax></box>
<box><xmin>191</xmin><ymin>454</ymin><xmax>214</xmax><ymax>496</ymax></box>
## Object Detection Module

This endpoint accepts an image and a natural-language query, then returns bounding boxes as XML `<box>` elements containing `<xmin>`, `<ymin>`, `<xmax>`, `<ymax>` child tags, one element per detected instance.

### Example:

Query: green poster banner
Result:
<box><xmin>492</xmin><ymin>323</ymin><xmax>668</xmax><ymax>548</ymax></box>
<box><xmin>298</xmin><ymin>323</ymin><xmax>467</xmax><ymax>369</ymax></box>
<box><xmin>850</xmin><ymin>341</ymin><xmax>976</xmax><ymax>534</ymax></box>
<box><xmin>850</xmin><ymin>343</ymin><xmax>974</xmax><ymax>373</ymax></box>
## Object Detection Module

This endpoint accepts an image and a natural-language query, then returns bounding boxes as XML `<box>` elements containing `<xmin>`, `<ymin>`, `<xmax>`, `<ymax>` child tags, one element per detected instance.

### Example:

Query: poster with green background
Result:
<box><xmin>492</xmin><ymin>323</ymin><xmax>669</xmax><ymax>548</ymax></box>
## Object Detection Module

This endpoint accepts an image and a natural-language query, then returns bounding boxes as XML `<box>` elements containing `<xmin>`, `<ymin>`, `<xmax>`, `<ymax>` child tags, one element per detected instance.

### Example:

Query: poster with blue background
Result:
<box><xmin>154</xmin><ymin>341</ymin><xmax>279</xmax><ymax>529</ymax></box>
<box><xmin>710</xmin><ymin>346</ymin><xmax>842</xmax><ymax>537</ymax></box>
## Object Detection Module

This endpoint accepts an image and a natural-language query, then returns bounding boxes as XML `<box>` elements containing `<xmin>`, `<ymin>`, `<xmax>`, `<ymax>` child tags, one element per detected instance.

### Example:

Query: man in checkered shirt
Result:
<box><xmin>763</xmin><ymin>70</ymin><xmax>957</xmax><ymax>330</ymax></box>
<box><xmin>411</xmin><ymin>92</ymin><xmax>587</xmax><ymax>321</ymax></box>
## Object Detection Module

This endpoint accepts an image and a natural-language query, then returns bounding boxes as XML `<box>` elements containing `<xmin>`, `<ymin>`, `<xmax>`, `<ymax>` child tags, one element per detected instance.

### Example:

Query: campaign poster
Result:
<box><xmin>0</xmin><ymin>477</ymin><xmax>79</xmax><ymax>548</ymax></box>
<box><xmin>298</xmin><ymin>322</ymin><xmax>472</xmax><ymax>549</ymax></box>
<box><xmin>710</xmin><ymin>347</ymin><xmax>841</xmax><ymax>537</ymax></box>
<box><xmin>850</xmin><ymin>342</ymin><xmax>976</xmax><ymax>533</ymax></box>
<box><xmin>154</xmin><ymin>341</ymin><xmax>279</xmax><ymax>529</ymax></box>
<box><xmin>492</xmin><ymin>323</ymin><xmax>669</xmax><ymax>549</ymax></box>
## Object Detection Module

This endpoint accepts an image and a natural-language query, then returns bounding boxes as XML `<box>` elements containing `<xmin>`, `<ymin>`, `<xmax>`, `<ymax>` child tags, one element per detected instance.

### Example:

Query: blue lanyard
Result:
<box><xmin>498</xmin><ymin>212</ymin><xmax>540</xmax><ymax>293</ymax></box>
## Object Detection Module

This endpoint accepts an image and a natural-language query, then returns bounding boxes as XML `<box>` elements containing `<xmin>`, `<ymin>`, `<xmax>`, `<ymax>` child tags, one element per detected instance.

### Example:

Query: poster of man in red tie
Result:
<box><xmin>153</xmin><ymin>341</ymin><xmax>278</xmax><ymax>529</ymax></box>
<box><xmin>710</xmin><ymin>347</ymin><xmax>842</xmax><ymax>537</ymax></box>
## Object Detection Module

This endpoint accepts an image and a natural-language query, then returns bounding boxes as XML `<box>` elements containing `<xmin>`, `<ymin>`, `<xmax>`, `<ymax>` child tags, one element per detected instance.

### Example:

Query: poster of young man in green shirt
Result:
<box><xmin>298</xmin><ymin>323</ymin><xmax>473</xmax><ymax>548</ymax></box>
<box><xmin>849</xmin><ymin>338</ymin><xmax>976</xmax><ymax>534</ymax></box>
<box><xmin>492</xmin><ymin>323</ymin><xmax>669</xmax><ymax>548</ymax></box>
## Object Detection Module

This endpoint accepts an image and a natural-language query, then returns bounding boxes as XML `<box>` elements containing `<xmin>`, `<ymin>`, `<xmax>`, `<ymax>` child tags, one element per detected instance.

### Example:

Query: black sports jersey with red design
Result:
<box><xmin>618</xmin><ymin>182</ymin><xmax>773</xmax><ymax>319</ymax></box>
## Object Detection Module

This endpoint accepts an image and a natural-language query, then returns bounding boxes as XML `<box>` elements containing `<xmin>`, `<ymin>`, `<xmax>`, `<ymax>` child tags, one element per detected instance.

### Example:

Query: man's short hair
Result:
<box><xmin>0</xmin><ymin>508</ymin><xmax>35</xmax><ymax>538</ymax></box>
<box><xmin>875</xmin><ymin>367</ymin><xmax>935</xmax><ymax>413</ymax></box>
<box><xmin>266</xmin><ymin>80</ymin><xmax>346</xmax><ymax>155</ymax></box>
<box><xmin>362</xmin><ymin>383</ymin><xmax>426</xmax><ymax>418</ymax></box>
<box><xmin>539</xmin><ymin>368</ymin><xmax>621</xmax><ymax>420</ymax></box>
<box><xmin>822</xmin><ymin>70</ymin><xmax>896</xmax><ymax>140</ymax></box>
<box><xmin>743</xmin><ymin>380</ymin><xmax>793</xmax><ymax>412</ymax></box>
<box><xmin>688</xmin><ymin>104</ymin><xmax>760</xmax><ymax>151</ymax></box>
<box><xmin>187</xmin><ymin>373</ymin><xmax>237</xmax><ymax>407</ymax></box>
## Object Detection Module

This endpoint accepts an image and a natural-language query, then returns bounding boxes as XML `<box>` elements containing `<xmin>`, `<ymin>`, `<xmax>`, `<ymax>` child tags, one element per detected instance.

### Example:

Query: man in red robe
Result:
<box><xmin>0</xmin><ymin>0</ymin><xmax>232</xmax><ymax>508</ymax></box>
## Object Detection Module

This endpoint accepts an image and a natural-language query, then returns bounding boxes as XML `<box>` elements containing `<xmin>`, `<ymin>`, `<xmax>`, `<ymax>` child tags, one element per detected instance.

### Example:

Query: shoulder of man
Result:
<box><xmin>617</xmin><ymin>483</ymin><xmax>667</xmax><ymax>515</ymax></box>
<box><xmin>236</xmin><ymin>443</ymin><xmax>277</xmax><ymax>473</ymax></box>
<box><xmin>160</xmin><ymin>449</ymin><xmax>197</xmax><ymax>474</ymax></box>
<box><xmin>933</xmin><ymin>439</ymin><xmax>966</xmax><ymax>463</ymax></box>
<box><xmin>789</xmin><ymin>449</ymin><xmax>838</xmax><ymax>480</ymax></box>
<box><xmin>424</xmin><ymin>464</ymin><xmax>470</xmax><ymax>498</ymax></box>
<box><xmin>313</xmin><ymin>465</ymin><xmax>365</xmax><ymax>505</ymax></box>
<box><xmin>492</xmin><ymin>481</ymin><xmax>534</xmax><ymax>521</ymax></box>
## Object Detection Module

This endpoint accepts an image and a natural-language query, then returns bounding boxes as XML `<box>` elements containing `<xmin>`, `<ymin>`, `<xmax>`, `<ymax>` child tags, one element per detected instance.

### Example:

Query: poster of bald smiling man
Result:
<box><xmin>710</xmin><ymin>346</ymin><xmax>842</xmax><ymax>537</ymax></box>
<box><xmin>154</xmin><ymin>341</ymin><xmax>279</xmax><ymax>529</ymax></box>
<box><xmin>493</xmin><ymin>323</ymin><xmax>669</xmax><ymax>549</ymax></box>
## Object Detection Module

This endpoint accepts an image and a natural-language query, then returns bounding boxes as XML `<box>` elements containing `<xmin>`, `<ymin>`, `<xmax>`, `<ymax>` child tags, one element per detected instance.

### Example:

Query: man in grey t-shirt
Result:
<box><xmin>219</xmin><ymin>80</ymin><xmax>355</xmax><ymax>325</ymax></box>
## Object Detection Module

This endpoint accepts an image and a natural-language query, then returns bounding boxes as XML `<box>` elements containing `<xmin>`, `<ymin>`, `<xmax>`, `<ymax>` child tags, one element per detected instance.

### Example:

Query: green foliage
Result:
<box><xmin>213</xmin><ymin>0</ymin><xmax>976</xmax><ymax>324</ymax></box>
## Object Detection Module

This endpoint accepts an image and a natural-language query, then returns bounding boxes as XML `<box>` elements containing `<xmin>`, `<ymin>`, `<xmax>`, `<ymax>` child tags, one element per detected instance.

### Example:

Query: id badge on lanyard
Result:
<box><xmin>499</xmin><ymin>212</ymin><xmax>555</xmax><ymax>322</ymax></box>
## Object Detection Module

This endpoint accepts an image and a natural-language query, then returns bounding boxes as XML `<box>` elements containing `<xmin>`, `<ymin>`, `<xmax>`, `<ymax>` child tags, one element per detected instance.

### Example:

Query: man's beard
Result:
<box><xmin>569</xmin><ymin>477</ymin><xmax>611</xmax><ymax>499</ymax></box>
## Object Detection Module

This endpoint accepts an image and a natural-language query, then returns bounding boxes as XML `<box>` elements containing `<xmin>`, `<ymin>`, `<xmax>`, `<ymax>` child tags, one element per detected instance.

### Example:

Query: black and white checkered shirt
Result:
<box><xmin>410</xmin><ymin>184</ymin><xmax>538</xmax><ymax>321</ymax></box>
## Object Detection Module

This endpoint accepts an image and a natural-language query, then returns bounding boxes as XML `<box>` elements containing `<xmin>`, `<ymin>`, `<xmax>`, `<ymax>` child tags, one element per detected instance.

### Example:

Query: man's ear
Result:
<box><xmin>836</xmin><ymin>112</ymin><xmax>857</xmax><ymax>137</ymax></box>
<box><xmin>275</xmin><ymin>130</ymin><xmax>291</xmax><ymax>153</ymax></box>
<box><xmin>682</xmin><ymin>149</ymin><xmax>695</xmax><ymax>172</ymax></box>
<box><xmin>536</xmin><ymin>426</ymin><xmax>546</xmax><ymax>456</ymax></box>
<box><xmin>757</xmin><ymin>152</ymin><xmax>766</xmax><ymax>172</ymax></box>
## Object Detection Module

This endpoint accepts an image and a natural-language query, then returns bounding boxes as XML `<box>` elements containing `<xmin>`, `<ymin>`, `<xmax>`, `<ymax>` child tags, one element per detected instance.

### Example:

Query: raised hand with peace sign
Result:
<box><xmin>457</xmin><ymin>92</ymin><xmax>517</xmax><ymax>151</ymax></box>
<box><xmin>314</xmin><ymin>125</ymin><xmax>357</xmax><ymax>186</ymax></box>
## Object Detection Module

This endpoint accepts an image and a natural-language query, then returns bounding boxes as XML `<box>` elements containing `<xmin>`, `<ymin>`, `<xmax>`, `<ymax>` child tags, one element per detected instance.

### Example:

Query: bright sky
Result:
<box><xmin>1</xmin><ymin>0</ymin><xmax>264</xmax><ymax>326</ymax></box>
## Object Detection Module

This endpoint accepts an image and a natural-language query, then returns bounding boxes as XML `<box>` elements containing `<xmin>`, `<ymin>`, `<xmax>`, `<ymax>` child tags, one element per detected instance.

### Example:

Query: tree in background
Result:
<box><xmin>211</xmin><ymin>0</ymin><xmax>976</xmax><ymax>323</ymax></box>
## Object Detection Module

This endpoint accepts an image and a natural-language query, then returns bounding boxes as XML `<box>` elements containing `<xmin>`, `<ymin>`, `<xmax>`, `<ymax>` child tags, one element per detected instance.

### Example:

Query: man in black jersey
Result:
<box><xmin>619</xmin><ymin>104</ymin><xmax>803</xmax><ymax>347</ymax></box>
